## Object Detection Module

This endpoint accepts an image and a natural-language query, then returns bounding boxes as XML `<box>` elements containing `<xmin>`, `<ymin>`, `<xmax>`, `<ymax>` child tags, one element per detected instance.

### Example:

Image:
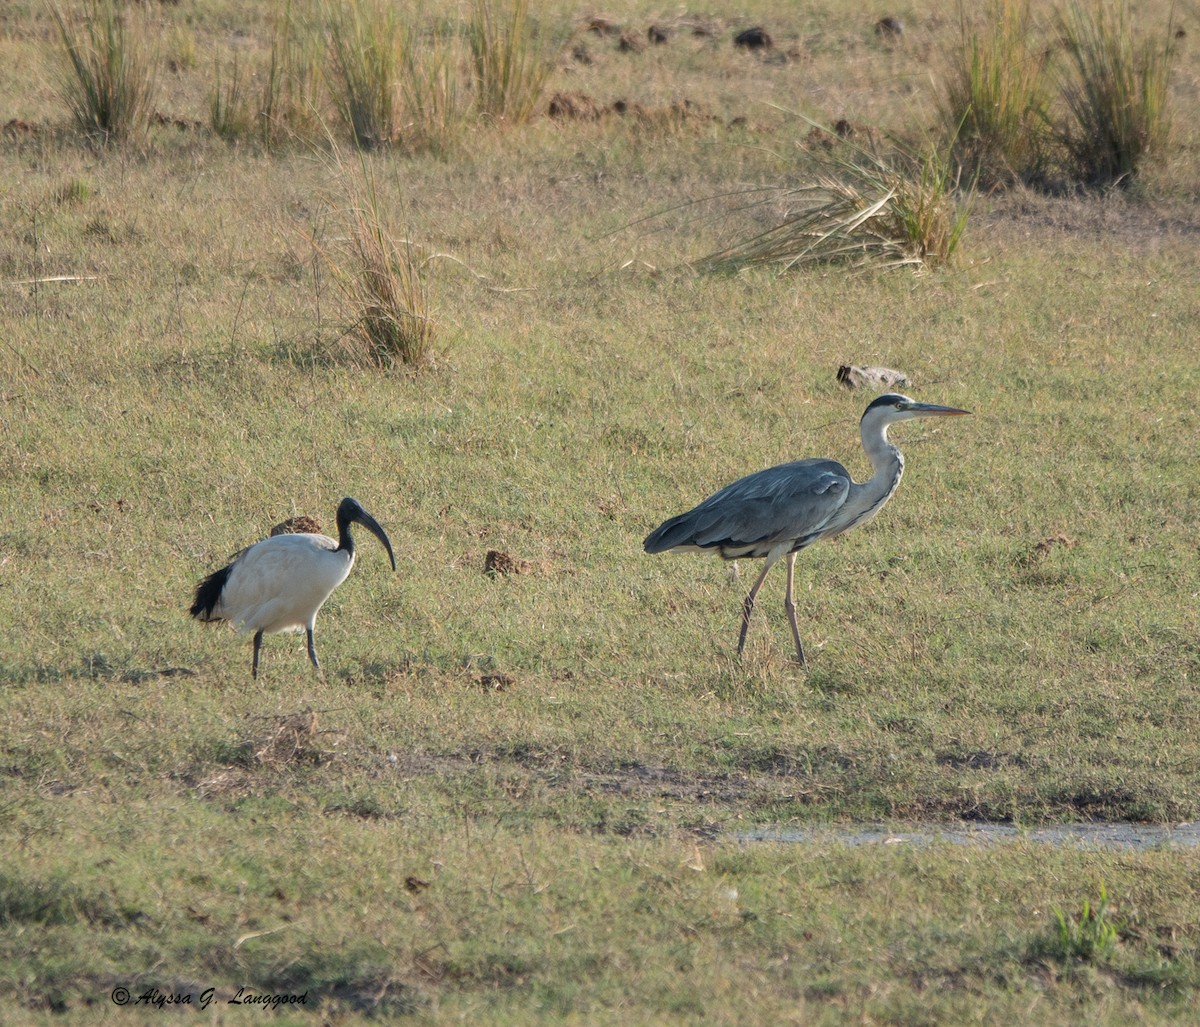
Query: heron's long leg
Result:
<box><xmin>252</xmin><ymin>630</ymin><xmax>264</xmax><ymax>680</ymax></box>
<box><xmin>783</xmin><ymin>551</ymin><xmax>807</xmax><ymax>668</ymax></box>
<box><xmin>306</xmin><ymin>627</ymin><xmax>321</xmax><ymax>672</ymax></box>
<box><xmin>737</xmin><ymin>558</ymin><xmax>777</xmax><ymax>655</ymax></box>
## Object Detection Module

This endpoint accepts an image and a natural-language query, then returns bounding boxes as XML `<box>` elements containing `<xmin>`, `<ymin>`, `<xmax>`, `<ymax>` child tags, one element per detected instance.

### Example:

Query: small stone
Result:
<box><xmin>836</xmin><ymin>365</ymin><xmax>911</xmax><ymax>390</ymax></box>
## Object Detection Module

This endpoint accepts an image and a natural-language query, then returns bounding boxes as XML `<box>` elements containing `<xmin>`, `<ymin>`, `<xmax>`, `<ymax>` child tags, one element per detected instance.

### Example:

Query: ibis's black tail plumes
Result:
<box><xmin>190</xmin><ymin>563</ymin><xmax>231</xmax><ymax>621</ymax></box>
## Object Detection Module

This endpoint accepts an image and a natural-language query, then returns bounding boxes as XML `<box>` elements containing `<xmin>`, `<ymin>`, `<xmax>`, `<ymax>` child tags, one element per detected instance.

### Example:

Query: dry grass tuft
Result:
<box><xmin>324</xmin><ymin>0</ymin><xmax>402</xmax><ymax>149</ymax></box>
<box><xmin>468</xmin><ymin>0</ymin><xmax>558</xmax><ymax>124</ymax></box>
<box><xmin>259</xmin><ymin>0</ymin><xmax>325</xmax><ymax>149</ymax></box>
<box><xmin>1027</xmin><ymin>535</ymin><xmax>1079</xmax><ymax>562</ymax></box>
<box><xmin>48</xmin><ymin>0</ymin><xmax>157</xmax><ymax>145</ymax></box>
<box><xmin>269</xmin><ymin>515</ymin><xmax>323</xmax><ymax>536</ymax></box>
<box><xmin>1056</xmin><ymin>0</ymin><xmax>1174</xmax><ymax>186</ymax></box>
<box><xmin>398</xmin><ymin>21</ymin><xmax>473</xmax><ymax>155</ymax></box>
<box><xmin>252</xmin><ymin>707</ymin><xmax>337</xmax><ymax>767</ymax></box>
<box><xmin>694</xmin><ymin>129</ymin><xmax>971</xmax><ymax>274</ymax></box>
<box><xmin>316</xmin><ymin>155</ymin><xmax>440</xmax><ymax>368</ymax></box>
<box><xmin>484</xmin><ymin>549</ymin><xmax>543</xmax><ymax>576</ymax></box>
<box><xmin>210</xmin><ymin>54</ymin><xmax>252</xmax><ymax>141</ymax></box>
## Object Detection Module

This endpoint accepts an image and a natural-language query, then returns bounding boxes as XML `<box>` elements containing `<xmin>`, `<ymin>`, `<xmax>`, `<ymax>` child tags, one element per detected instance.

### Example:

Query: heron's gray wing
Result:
<box><xmin>645</xmin><ymin>459</ymin><xmax>851</xmax><ymax>555</ymax></box>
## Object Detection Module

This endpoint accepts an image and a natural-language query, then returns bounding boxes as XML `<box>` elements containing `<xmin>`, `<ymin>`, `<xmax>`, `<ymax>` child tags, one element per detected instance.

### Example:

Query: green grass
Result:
<box><xmin>1040</xmin><ymin>885</ymin><xmax>1122</xmax><ymax>964</ymax></box>
<box><xmin>1</xmin><ymin>0</ymin><xmax>1199</xmax><ymax>1021</ymax></box>
<box><xmin>937</xmin><ymin>0</ymin><xmax>1178</xmax><ymax>189</ymax></box>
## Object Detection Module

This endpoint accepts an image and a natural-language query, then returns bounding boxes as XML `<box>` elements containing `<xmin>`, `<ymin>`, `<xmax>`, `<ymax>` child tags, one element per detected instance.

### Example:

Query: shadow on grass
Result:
<box><xmin>0</xmin><ymin>869</ymin><xmax>149</xmax><ymax>929</ymax></box>
<box><xmin>261</xmin><ymin>329</ymin><xmax>447</xmax><ymax>376</ymax></box>
<box><xmin>0</xmin><ymin>656</ymin><xmax>200</xmax><ymax>687</ymax></box>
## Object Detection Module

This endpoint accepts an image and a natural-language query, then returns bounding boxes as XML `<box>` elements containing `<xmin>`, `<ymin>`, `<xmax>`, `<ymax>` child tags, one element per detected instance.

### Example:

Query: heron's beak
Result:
<box><xmin>905</xmin><ymin>401</ymin><xmax>972</xmax><ymax>417</ymax></box>
<box><xmin>356</xmin><ymin>510</ymin><xmax>397</xmax><ymax>571</ymax></box>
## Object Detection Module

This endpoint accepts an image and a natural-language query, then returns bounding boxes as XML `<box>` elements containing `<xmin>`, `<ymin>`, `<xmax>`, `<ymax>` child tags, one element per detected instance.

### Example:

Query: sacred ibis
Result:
<box><xmin>190</xmin><ymin>496</ymin><xmax>397</xmax><ymax>678</ymax></box>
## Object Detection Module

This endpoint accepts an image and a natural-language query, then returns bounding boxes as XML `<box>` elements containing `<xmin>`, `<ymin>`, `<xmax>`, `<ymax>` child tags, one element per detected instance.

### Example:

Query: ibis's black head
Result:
<box><xmin>336</xmin><ymin>496</ymin><xmax>397</xmax><ymax>571</ymax></box>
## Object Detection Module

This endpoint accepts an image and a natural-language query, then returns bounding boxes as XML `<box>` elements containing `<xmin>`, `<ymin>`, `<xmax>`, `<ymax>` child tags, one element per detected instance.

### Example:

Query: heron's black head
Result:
<box><xmin>863</xmin><ymin>393</ymin><xmax>913</xmax><ymax>417</ymax></box>
<box><xmin>861</xmin><ymin>393</ymin><xmax>971</xmax><ymax>423</ymax></box>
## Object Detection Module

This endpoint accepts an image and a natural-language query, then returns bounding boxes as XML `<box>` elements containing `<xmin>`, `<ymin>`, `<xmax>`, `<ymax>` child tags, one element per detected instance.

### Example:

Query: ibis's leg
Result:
<box><xmin>252</xmin><ymin>630</ymin><xmax>264</xmax><ymax>680</ymax></box>
<box><xmin>306</xmin><ymin>627</ymin><xmax>321</xmax><ymax>672</ymax></box>
<box><xmin>783</xmin><ymin>552</ymin><xmax>807</xmax><ymax>668</ymax></box>
<box><xmin>737</xmin><ymin>559</ymin><xmax>776</xmax><ymax>656</ymax></box>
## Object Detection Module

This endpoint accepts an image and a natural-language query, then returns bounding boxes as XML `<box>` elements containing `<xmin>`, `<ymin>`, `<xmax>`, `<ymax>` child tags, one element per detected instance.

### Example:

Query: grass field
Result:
<box><xmin>2</xmin><ymin>0</ymin><xmax>1199</xmax><ymax>1022</ymax></box>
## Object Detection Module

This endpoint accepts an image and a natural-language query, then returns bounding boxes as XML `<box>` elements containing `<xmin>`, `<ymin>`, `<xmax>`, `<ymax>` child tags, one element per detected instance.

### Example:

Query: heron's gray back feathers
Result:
<box><xmin>644</xmin><ymin>458</ymin><xmax>853</xmax><ymax>559</ymax></box>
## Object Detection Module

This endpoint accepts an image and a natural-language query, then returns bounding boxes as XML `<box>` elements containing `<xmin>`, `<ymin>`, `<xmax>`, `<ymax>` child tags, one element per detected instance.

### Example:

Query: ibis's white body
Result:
<box><xmin>211</xmin><ymin>533</ymin><xmax>355</xmax><ymax>635</ymax></box>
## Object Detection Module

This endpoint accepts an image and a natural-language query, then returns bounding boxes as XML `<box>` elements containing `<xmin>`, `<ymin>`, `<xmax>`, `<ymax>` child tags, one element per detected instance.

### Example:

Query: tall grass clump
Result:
<box><xmin>212</xmin><ymin>3</ymin><xmax>322</xmax><ymax>148</ymax></box>
<box><xmin>318</xmin><ymin>158</ymin><xmax>439</xmax><ymax>367</ymax></box>
<box><xmin>48</xmin><ymin>0</ymin><xmax>157</xmax><ymax>145</ymax></box>
<box><xmin>467</xmin><ymin>0</ymin><xmax>556</xmax><ymax>124</ymax></box>
<box><xmin>260</xmin><ymin>1</ymin><xmax>325</xmax><ymax>149</ymax></box>
<box><xmin>210</xmin><ymin>55</ymin><xmax>252</xmax><ymax>141</ymax></box>
<box><xmin>400</xmin><ymin>23</ymin><xmax>472</xmax><ymax>155</ymax></box>
<box><xmin>1056</xmin><ymin>0</ymin><xmax>1173</xmax><ymax>187</ymax></box>
<box><xmin>324</xmin><ymin>0</ymin><xmax>401</xmax><ymax>149</ymax></box>
<box><xmin>940</xmin><ymin>0</ymin><xmax>1052</xmax><ymax>186</ymax></box>
<box><xmin>694</xmin><ymin>132</ymin><xmax>971</xmax><ymax>274</ymax></box>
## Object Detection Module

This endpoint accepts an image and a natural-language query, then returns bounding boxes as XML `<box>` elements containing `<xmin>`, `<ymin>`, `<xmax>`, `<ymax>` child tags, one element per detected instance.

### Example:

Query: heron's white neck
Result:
<box><xmin>855</xmin><ymin>416</ymin><xmax>905</xmax><ymax>511</ymax></box>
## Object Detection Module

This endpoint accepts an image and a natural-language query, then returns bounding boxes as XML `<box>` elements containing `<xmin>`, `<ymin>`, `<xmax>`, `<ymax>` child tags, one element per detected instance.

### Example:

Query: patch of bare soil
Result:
<box><xmin>581</xmin><ymin>761</ymin><xmax>757</xmax><ymax>805</ymax></box>
<box><xmin>270</xmin><ymin>515</ymin><xmax>322</xmax><ymax>536</ymax></box>
<box><xmin>381</xmin><ymin>744</ymin><xmax>1193</xmax><ymax>828</ymax></box>
<box><xmin>483</xmin><ymin>549</ymin><xmax>546</xmax><ymax>576</ymax></box>
<box><xmin>547</xmin><ymin>91</ymin><xmax>728</xmax><ymax>129</ymax></box>
<box><xmin>3</xmin><ymin>118</ymin><xmax>39</xmax><ymax>138</ymax></box>
<box><xmin>977</xmin><ymin>188</ymin><xmax>1200</xmax><ymax>252</ymax></box>
<box><xmin>387</xmin><ymin>746</ymin><xmax>833</xmax><ymax>819</ymax></box>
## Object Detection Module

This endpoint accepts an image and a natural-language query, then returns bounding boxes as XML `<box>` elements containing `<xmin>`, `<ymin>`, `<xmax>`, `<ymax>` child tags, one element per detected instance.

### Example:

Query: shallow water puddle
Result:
<box><xmin>741</xmin><ymin>822</ymin><xmax>1200</xmax><ymax>850</ymax></box>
